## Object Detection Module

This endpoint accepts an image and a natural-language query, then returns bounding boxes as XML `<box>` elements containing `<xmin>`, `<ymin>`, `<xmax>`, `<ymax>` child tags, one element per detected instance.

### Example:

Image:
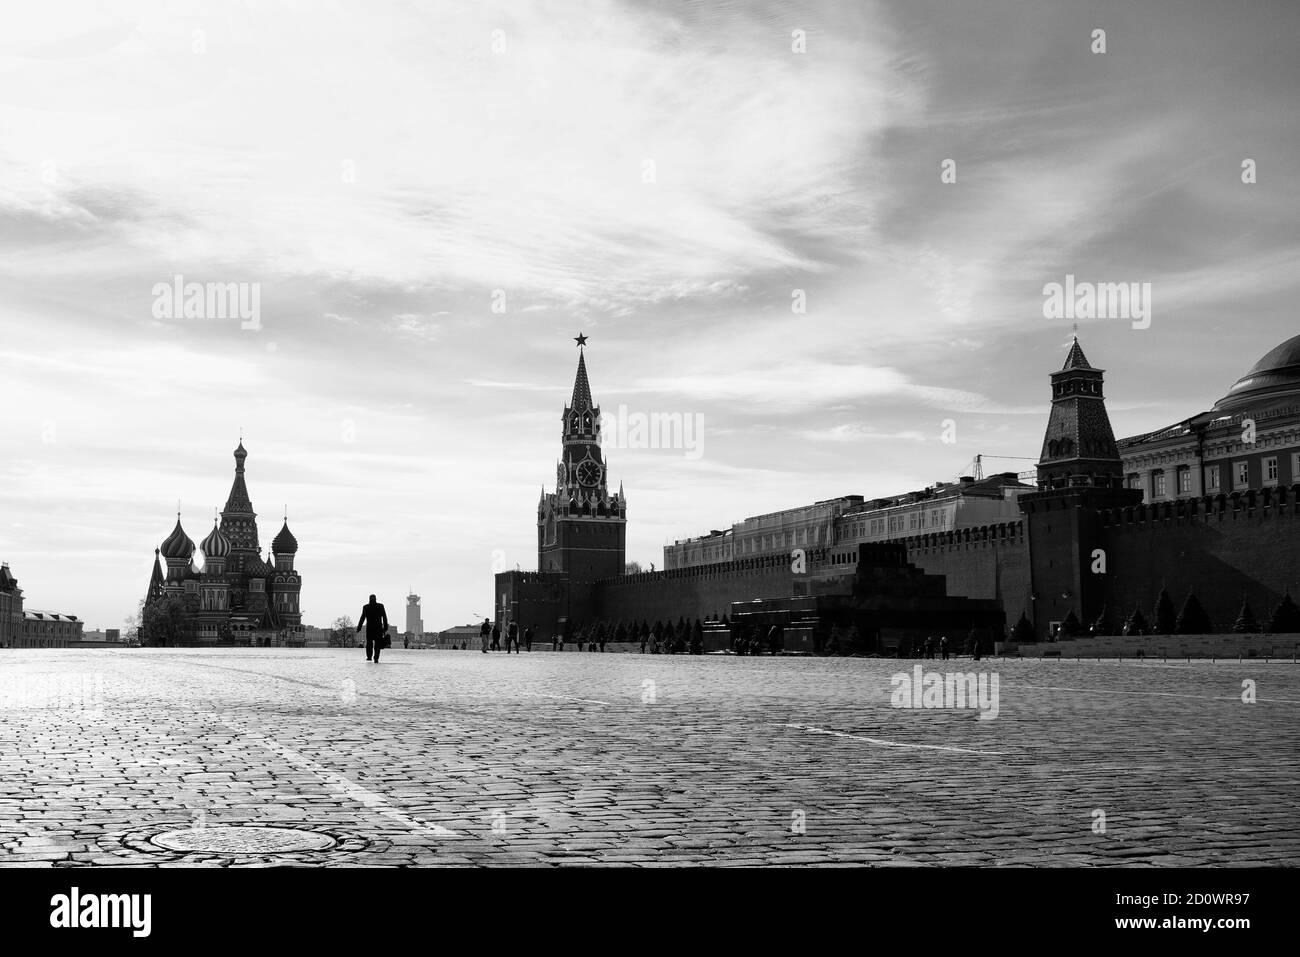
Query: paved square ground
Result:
<box><xmin>0</xmin><ymin>648</ymin><xmax>1296</xmax><ymax>866</ymax></box>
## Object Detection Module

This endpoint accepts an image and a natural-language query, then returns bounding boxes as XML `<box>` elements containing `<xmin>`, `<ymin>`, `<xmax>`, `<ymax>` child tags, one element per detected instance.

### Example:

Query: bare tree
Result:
<box><xmin>330</xmin><ymin>615</ymin><xmax>355</xmax><ymax>647</ymax></box>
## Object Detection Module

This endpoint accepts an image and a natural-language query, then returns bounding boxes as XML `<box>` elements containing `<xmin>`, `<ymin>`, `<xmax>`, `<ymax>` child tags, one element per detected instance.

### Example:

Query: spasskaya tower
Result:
<box><xmin>537</xmin><ymin>334</ymin><xmax>627</xmax><ymax>579</ymax></box>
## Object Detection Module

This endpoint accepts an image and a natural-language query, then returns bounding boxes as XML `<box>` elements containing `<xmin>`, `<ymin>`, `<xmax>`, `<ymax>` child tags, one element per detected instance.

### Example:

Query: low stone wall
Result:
<box><xmin>1013</xmin><ymin>633</ymin><xmax>1300</xmax><ymax>660</ymax></box>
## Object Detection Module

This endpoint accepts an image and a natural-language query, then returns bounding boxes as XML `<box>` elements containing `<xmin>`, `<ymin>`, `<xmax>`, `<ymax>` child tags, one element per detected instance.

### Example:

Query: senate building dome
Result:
<box><xmin>1213</xmin><ymin>333</ymin><xmax>1300</xmax><ymax>415</ymax></box>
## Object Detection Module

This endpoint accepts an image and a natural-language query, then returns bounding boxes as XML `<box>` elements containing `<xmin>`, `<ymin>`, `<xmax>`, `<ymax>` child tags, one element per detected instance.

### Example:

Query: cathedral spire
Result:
<box><xmin>220</xmin><ymin>440</ymin><xmax>260</xmax><ymax>558</ymax></box>
<box><xmin>223</xmin><ymin>442</ymin><xmax>255</xmax><ymax>515</ymax></box>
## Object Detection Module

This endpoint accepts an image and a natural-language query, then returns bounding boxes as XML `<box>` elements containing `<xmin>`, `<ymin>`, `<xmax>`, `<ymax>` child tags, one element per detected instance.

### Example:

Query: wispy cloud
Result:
<box><xmin>1</xmin><ymin>0</ymin><xmax>1296</xmax><ymax>633</ymax></box>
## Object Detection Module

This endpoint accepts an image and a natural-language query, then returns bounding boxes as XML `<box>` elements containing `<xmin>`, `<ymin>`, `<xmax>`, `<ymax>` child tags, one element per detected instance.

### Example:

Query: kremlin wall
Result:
<box><xmin>499</xmin><ymin>334</ymin><xmax>1300</xmax><ymax>647</ymax></box>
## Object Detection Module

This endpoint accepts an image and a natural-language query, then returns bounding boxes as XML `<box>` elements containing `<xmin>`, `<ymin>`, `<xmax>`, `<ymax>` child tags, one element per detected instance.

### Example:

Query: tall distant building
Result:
<box><xmin>406</xmin><ymin>592</ymin><xmax>423</xmax><ymax>637</ymax></box>
<box><xmin>536</xmin><ymin>337</ymin><xmax>627</xmax><ymax>579</ymax></box>
<box><xmin>143</xmin><ymin>442</ymin><xmax>303</xmax><ymax>644</ymax></box>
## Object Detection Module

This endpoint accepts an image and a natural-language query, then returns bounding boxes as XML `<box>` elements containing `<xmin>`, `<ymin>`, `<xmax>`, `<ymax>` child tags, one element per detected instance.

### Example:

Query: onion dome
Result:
<box><xmin>160</xmin><ymin>519</ymin><xmax>195</xmax><ymax>560</ymax></box>
<box><xmin>272</xmin><ymin>520</ymin><xmax>298</xmax><ymax>555</ymax></box>
<box><xmin>1214</xmin><ymin>334</ymin><xmax>1300</xmax><ymax>414</ymax></box>
<box><xmin>201</xmin><ymin>521</ymin><xmax>231</xmax><ymax>559</ymax></box>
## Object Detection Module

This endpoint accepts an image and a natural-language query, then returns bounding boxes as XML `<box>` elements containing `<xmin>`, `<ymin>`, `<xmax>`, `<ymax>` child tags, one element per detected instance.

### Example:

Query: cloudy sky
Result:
<box><xmin>1</xmin><ymin>0</ymin><xmax>1297</xmax><ymax>632</ymax></box>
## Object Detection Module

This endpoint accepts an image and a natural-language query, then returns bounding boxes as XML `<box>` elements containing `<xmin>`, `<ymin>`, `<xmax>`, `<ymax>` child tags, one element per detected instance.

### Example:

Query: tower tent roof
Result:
<box><xmin>1061</xmin><ymin>337</ymin><xmax>1097</xmax><ymax>372</ymax></box>
<box><xmin>223</xmin><ymin>442</ymin><xmax>255</xmax><ymax>516</ymax></box>
<box><xmin>571</xmin><ymin>350</ymin><xmax>593</xmax><ymax>409</ymax></box>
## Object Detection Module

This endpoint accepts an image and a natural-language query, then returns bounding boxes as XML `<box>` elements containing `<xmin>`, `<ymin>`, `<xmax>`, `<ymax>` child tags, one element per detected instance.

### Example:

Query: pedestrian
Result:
<box><xmin>506</xmin><ymin>619</ymin><xmax>519</xmax><ymax>654</ymax></box>
<box><xmin>640</xmin><ymin>632</ymin><xmax>648</xmax><ymax>654</ymax></box>
<box><xmin>766</xmin><ymin>624</ymin><xmax>780</xmax><ymax>656</ymax></box>
<box><xmin>923</xmin><ymin>635</ymin><xmax>933</xmax><ymax>659</ymax></box>
<box><xmin>524</xmin><ymin>625</ymin><xmax>534</xmax><ymax>652</ymax></box>
<box><xmin>480</xmin><ymin>618</ymin><xmax>490</xmax><ymax>654</ymax></box>
<box><xmin>356</xmin><ymin>593</ymin><xmax>389</xmax><ymax>663</ymax></box>
<box><xmin>551</xmin><ymin>632</ymin><xmax>559</xmax><ymax>651</ymax></box>
<box><xmin>490</xmin><ymin>620</ymin><xmax>501</xmax><ymax>652</ymax></box>
<box><xmin>940</xmin><ymin>635</ymin><xmax>948</xmax><ymax>660</ymax></box>
<box><xmin>403</xmin><ymin>636</ymin><xmax>410</xmax><ymax>650</ymax></box>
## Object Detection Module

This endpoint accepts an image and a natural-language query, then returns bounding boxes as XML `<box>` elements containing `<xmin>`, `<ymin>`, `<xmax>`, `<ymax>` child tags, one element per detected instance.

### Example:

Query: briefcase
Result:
<box><xmin>380</xmin><ymin>634</ymin><xmax>392</xmax><ymax>649</ymax></box>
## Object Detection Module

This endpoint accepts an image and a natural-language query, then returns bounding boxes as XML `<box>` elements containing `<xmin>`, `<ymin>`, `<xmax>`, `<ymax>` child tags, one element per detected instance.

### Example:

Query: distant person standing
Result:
<box><xmin>480</xmin><ymin>618</ymin><xmax>491</xmax><ymax>654</ymax></box>
<box><xmin>506</xmin><ymin>619</ymin><xmax>519</xmax><ymax>654</ymax></box>
<box><xmin>490</xmin><ymin>620</ymin><xmax>501</xmax><ymax>652</ymax></box>
<box><xmin>523</xmin><ymin>625</ymin><xmax>534</xmax><ymax>652</ymax></box>
<box><xmin>357</xmin><ymin>594</ymin><xmax>389</xmax><ymax>663</ymax></box>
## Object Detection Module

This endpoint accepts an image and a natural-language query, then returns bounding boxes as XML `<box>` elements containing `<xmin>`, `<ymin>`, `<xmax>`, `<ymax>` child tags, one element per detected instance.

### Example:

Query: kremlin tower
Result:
<box><xmin>536</xmin><ymin>335</ymin><xmax>627</xmax><ymax>580</ymax></box>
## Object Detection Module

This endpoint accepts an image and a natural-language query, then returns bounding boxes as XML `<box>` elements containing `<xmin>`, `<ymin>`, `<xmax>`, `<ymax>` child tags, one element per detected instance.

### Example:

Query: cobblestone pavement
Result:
<box><xmin>0</xmin><ymin>648</ymin><xmax>1296</xmax><ymax>867</ymax></box>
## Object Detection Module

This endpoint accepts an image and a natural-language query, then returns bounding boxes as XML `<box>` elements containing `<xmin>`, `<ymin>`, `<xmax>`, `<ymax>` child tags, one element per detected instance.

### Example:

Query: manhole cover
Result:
<box><xmin>150</xmin><ymin>826</ymin><xmax>337</xmax><ymax>854</ymax></box>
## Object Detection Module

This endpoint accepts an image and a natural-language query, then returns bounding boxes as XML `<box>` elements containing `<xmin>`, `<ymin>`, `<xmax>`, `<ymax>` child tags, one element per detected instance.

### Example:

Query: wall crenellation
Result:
<box><xmin>1098</xmin><ymin>484</ymin><xmax>1300</xmax><ymax>529</ymax></box>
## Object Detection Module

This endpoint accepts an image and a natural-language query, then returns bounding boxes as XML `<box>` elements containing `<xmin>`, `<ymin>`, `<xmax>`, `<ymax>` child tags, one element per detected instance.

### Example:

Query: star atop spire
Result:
<box><xmin>574</xmin><ymin>332</ymin><xmax>588</xmax><ymax>348</ymax></box>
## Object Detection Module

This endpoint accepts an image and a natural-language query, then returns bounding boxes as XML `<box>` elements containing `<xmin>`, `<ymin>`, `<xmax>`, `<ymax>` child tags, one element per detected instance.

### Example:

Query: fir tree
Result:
<box><xmin>1267</xmin><ymin>591</ymin><xmax>1300</xmax><ymax>633</ymax></box>
<box><xmin>1174</xmin><ymin>591</ymin><xmax>1213</xmax><ymax>634</ymax></box>
<box><xmin>1232</xmin><ymin>599</ymin><xmax>1260</xmax><ymax>633</ymax></box>
<box><xmin>1059</xmin><ymin>610</ymin><xmax>1083</xmax><ymax>637</ymax></box>
<box><xmin>1123</xmin><ymin>606</ymin><xmax>1148</xmax><ymax>637</ymax></box>
<box><xmin>1011</xmin><ymin>612</ymin><xmax>1035</xmax><ymax>643</ymax></box>
<box><xmin>1152</xmin><ymin>588</ymin><xmax>1177</xmax><ymax>635</ymax></box>
<box><xmin>1091</xmin><ymin>604</ymin><xmax>1114</xmax><ymax>637</ymax></box>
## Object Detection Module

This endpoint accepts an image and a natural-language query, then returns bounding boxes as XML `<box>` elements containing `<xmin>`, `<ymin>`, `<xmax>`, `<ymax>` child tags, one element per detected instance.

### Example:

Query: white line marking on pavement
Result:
<box><xmin>1016</xmin><ymin>684</ymin><xmax>1300</xmax><ymax>704</ymax></box>
<box><xmin>219</xmin><ymin>716</ymin><xmax>458</xmax><ymax>837</ymax></box>
<box><xmin>785</xmin><ymin>723</ymin><xmax>1006</xmax><ymax>756</ymax></box>
<box><xmin>538</xmin><ymin>693</ymin><xmax>612</xmax><ymax>705</ymax></box>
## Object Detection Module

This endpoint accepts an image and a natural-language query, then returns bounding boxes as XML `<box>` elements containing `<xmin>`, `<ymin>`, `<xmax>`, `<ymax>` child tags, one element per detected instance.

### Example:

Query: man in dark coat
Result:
<box><xmin>490</xmin><ymin>620</ymin><xmax>501</xmax><ymax>652</ymax></box>
<box><xmin>357</xmin><ymin>594</ymin><xmax>389</xmax><ymax>662</ymax></box>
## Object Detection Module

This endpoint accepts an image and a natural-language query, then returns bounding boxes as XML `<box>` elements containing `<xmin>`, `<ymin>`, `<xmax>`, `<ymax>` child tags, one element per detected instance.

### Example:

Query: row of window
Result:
<box><xmin>678</xmin><ymin>505</ymin><xmax>963</xmax><ymax>561</ymax></box>
<box><xmin>1129</xmin><ymin>453</ymin><xmax>1298</xmax><ymax>498</ymax></box>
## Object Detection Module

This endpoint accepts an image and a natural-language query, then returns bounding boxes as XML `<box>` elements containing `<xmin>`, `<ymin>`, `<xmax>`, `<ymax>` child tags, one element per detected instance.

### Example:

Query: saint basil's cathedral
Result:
<box><xmin>144</xmin><ymin>442</ymin><xmax>303</xmax><ymax>643</ymax></box>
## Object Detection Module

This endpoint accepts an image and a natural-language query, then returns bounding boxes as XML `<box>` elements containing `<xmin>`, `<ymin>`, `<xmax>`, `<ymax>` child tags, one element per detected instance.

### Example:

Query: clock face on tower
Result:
<box><xmin>577</xmin><ymin>460</ymin><xmax>602</xmax><ymax>488</ymax></box>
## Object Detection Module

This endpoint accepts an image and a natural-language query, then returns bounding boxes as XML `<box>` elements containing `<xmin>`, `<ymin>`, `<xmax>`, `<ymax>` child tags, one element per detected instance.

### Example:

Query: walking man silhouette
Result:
<box><xmin>357</xmin><ymin>594</ymin><xmax>389</xmax><ymax>662</ymax></box>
